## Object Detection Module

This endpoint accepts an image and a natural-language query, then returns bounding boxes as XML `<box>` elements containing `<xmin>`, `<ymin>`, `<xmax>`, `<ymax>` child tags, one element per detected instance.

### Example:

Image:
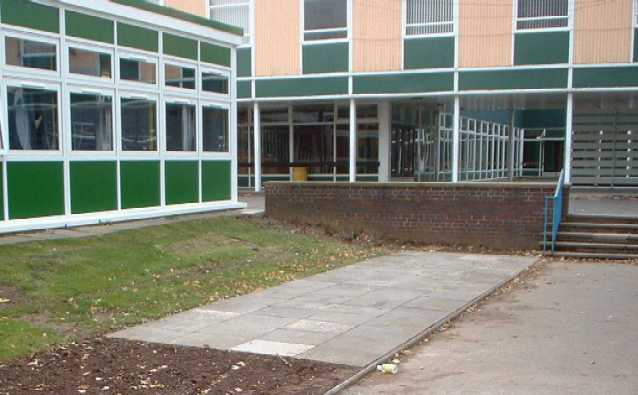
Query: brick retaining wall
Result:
<box><xmin>265</xmin><ymin>182</ymin><xmax>569</xmax><ymax>250</ymax></box>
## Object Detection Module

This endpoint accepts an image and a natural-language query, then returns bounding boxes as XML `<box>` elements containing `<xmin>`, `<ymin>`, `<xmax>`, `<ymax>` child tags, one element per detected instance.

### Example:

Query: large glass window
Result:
<box><xmin>5</xmin><ymin>37</ymin><xmax>56</xmax><ymax>71</ymax></box>
<box><xmin>70</xmin><ymin>93</ymin><xmax>113</xmax><ymax>151</ymax></box>
<box><xmin>121</xmin><ymin>98</ymin><xmax>157</xmax><ymax>151</ymax></box>
<box><xmin>517</xmin><ymin>0</ymin><xmax>569</xmax><ymax>30</ymax></box>
<box><xmin>406</xmin><ymin>0</ymin><xmax>454</xmax><ymax>36</ymax></box>
<box><xmin>120</xmin><ymin>57</ymin><xmax>156</xmax><ymax>84</ymax></box>
<box><xmin>69</xmin><ymin>47</ymin><xmax>111</xmax><ymax>79</ymax></box>
<box><xmin>166</xmin><ymin>103</ymin><xmax>196</xmax><ymax>151</ymax></box>
<box><xmin>203</xmin><ymin>107</ymin><xmax>229</xmax><ymax>152</ymax></box>
<box><xmin>304</xmin><ymin>0</ymin><xmax>348</xmax><ymax>41</ymax></box>
<box><xmin>202</xmin><ymin>72</ymin><xmax>229</xmax><ymax>94</ymax></box>
<box><xmin>209</xmin><ymin>0</ymin><xmax>251</xmax><ymax>42</ymax></box>
<box><xmin>7</xmin><ymin>87</ymin><xmax>58</xmax><ymax>150</ymax></box>
<box><xmin>165</xmin><ymin>64</ymin><xmax>196</xmax><ymax>90</ymax></box>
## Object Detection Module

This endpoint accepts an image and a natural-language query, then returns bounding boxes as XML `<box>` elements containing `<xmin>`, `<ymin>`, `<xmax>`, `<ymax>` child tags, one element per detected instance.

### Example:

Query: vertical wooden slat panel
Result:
<box><xmin>459</xmin><ymin>0</ymin><xmax>513</xmax><ymax>68</ymax></box>
<box><xmin>352</xmin><ymin>0</ymin><xmax>402</xmax><ymax>72</ymax></box>
<box><xmin>255</xmin><ymin>0</ymin><xmax>300</xmax><ymax>76</ymax></box>
<box><xmin>574</xmin><ymin>0</ymin><xmax>633</xmax><ymax>64</ymax></box>
<box><xmin>165</xmin><ymin>0</ymin><xmax>207</xmax><ymax>17</ymax></box>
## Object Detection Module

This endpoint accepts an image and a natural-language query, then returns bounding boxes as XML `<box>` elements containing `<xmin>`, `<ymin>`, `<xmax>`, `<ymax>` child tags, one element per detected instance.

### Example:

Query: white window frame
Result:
<box><xmin>117</xmin><ymin>90</ymin><xmax>160</xmax><ymax>158</ymax></box>
<box><xmin>200</xmin><ymin>100</ymin><xmax>231</xmax><ymax>158</ymax></box>
<box><xmin>514</xmin><ymin>0</ymin><xmax>570</xmax><ymax>32</ymax></box>
<box><xmin>200</xmin><ymin>65</ymin><xmax>230</xmax><ymax>99</ymax></box>
<box><xmin>4</xmin><ymin>78</ymin><xmax>63</xmax><ymax>156</ymax></box>
<box><xmin>404</xmin><ymin>0</ymin><xmax>455</xmax><ymax>39</ymax></box>
<box><xmin>301</xmin><ymin>0</ymin><xmax>350</xmax><ymax>44</ymax></box>
<box><xmin>207</xmin><ymin>0</ymin><xmax>251</xmax><ymax>43</ymax></box>
<box><xmin>163</xmin><ymin>58</ymin><xmax>199</xmax><ymax>93</ymax></box>
<box><xmin>117</xmin><ymin>50</ymin><xmax>159</xmax><ymax>89</ymax></box>
<box><xmin>65</xmin><ymin>85</ymin><xmax>116</xmax><ymax>157</ymax></box>
<box><xmin>65</xmin><ymin>40</ymin><xmax>115</xmax><ymax>86</ymax></box>
<box><xmin>163</xmin><ymin>96</ymin><xmax>199</xmax><ymax>157</ymax></box>
<box><xmin>2</xmin><ymin>30</ymin><xmax>60</xmax><ymax>79</ymax></box>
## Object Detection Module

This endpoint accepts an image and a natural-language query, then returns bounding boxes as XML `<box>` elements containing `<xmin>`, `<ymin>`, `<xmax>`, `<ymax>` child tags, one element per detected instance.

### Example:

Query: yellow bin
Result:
<box><xmin>292</xmin><ymin>167</ymin><xmax>309</xmax><ymax>182</ymax></box>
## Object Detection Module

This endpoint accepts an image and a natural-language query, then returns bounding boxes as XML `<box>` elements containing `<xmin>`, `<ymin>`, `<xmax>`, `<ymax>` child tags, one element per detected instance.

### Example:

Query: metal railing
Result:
<box><xmin>543</xmin><ymin>169</ymin><xmax>565</xmax><ymax>254</ymax></box>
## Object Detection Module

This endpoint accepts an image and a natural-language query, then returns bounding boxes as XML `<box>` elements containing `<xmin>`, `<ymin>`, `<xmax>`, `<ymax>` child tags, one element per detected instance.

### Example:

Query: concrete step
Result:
<box><xmin>566</xmin><ymin>215</ymin><xmax>638</xmax><ymax>225</ymax></box>
<box><xmin>539</xmin><ymin>241</ymin><xmax>638</xmax><ymax>253</ymax></box>
<box><xmin>560</xmin><ymin>222</ymin><xmax>638</xmax><ymax>233</ymax></box>
<box><xmin>556</xmin><ymin>232</ymin><xmax>638</xmax><ymax>243</ymax></box>
<box><xmin>549</xmin><ymin>251</ymin><xmax>638</xmax><ymax>260</ymax></box>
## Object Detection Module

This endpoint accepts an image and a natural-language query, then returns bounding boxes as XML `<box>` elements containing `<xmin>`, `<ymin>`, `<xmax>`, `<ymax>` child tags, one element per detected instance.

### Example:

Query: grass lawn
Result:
<box><xmin>0</xmin><ymin>216</ymin><xmax>382</xmax><ymax>362</ymax></box>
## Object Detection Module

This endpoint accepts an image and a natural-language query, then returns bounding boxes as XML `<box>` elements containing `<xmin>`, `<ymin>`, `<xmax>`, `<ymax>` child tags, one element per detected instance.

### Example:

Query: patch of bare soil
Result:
<box><xmin>0</xmin><ymin>338</ymin><xmax>356</xmax><ymax>395</ymax></box>
<box><xmin>0</xmin><ymin>286</ymin><xmax>25</xmax><ymax>310</ymax></box>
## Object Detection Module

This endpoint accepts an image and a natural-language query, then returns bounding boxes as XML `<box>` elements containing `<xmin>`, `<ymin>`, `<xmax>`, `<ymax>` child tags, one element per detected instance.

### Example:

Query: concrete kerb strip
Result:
<box><xmin>323</xmin><ymin>258</ymin><xmax>540</xmax><ymax>395</ymax></box>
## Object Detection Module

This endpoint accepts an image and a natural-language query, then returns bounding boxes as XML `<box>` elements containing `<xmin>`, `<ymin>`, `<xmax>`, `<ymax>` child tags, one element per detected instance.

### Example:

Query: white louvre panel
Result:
<box><xmin>517</xmin><ymin>0</ymin><xmax>568</xmax><ymax>30</ymax></box>
<box><xmin>406</xmin><ymin>0</ymin><xmax>453</xmax><ymax>36</ymax></box>
<box><xmin>209</xmin><ymin>0</ymin><xmax>251</xmax><ymax>39</ymax></box>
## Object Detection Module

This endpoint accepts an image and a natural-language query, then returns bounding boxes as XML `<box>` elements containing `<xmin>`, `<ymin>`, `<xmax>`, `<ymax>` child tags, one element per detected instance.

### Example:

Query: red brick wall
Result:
<box><xmin>266</xmin><ymin>182</ymin><xmax>566</xmax><ymax>250</ymax></box>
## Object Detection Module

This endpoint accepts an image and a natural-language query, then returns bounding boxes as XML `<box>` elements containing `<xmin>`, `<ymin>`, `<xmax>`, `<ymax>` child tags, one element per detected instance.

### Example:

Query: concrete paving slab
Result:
<box><xmin>111</xmin><ymin>251</ymin><xmax>536</xmax><ymax>368</ymax></box>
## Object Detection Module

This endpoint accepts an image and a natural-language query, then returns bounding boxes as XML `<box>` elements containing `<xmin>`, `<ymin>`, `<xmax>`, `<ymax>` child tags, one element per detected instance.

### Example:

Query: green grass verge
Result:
<box><xmin>0</xmin><ymin>216</ymin><xmax>381</xmax><ymax>362</ymax></box>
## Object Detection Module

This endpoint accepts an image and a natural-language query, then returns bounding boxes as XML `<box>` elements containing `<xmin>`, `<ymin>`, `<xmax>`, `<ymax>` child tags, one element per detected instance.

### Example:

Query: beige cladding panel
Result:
<box><xmin>352</xmin><ymin>0</ymin><xmax>402</xmax><ymax>73</ymax></box>
<box><xmin>255</xmin><ymin>0</ymin><xmax>301</xmax><ymax>76</ymax></box>
<box><xmin>165</xmin><ymin>0</ymin><xmax>207</xmax><ymax>17</ymax></box>
<box><xmin>574</xmin><ymin>0</ymin><xmax>633</xmax><ymax>64</ymax></box>
<box><xmin>459</xmin><ymin>0</ymin><xmax>513</xmax><ymax>68</ymax></box>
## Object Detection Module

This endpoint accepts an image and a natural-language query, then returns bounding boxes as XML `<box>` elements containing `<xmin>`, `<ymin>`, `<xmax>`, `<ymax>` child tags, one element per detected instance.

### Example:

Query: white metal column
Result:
<box><xmin>452</xmin><ymin>96</ymin><xmax>460</xmax><ymax>182</ymax></box>
<box><xmin>349</xmin><ymin>99</ymin><xmax>357</xmax><ymax>182</ymax></box>
<box><xmin>253</xmin><ymin>102</ymin><xmax>262</xmax><ymax>192</ymax></box>
<box><xmin>509</xmin><ymin>111</ymin><xmax>516</xmax><ymax>181</ymax></box>
<box><xmin>564</xmin><ymin>93</ymin><xmax>573</xmax><ymax>184</ymax></box>
<box><xmin>378</xmin><ymin>101</ymin><xmax>392</xmax><ymax>182</ymax></box>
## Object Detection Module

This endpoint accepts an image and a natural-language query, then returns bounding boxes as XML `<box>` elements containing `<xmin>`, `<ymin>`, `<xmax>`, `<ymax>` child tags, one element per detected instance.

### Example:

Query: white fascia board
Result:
<box><xmin>50</xmin><ymin>0</ymin><xmax>243</xmax><ymax>46</ymax></box>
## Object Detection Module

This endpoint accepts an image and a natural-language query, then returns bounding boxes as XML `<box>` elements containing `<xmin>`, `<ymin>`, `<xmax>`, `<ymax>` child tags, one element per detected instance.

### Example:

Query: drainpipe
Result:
<box><xmin>349</xmin><ymin>99</ymin><xmax>357</xmax><ymax>183</ymax></box>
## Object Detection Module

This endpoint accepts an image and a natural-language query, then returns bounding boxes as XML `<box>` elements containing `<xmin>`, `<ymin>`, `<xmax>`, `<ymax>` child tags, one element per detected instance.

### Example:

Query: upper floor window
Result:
<box><xmin>5</xmin><ymin>37</ymin><xmax>57</xmax><ymax>71</ymax></box>
<box><xmin>406</xmin><ymin>0</ymin><xmax>453</xmax><ymax>36</ymax></box>
<box><xmin>516</xmin><ymin>0</ymin><xmax>568</xmax><ymax>30</ymax></box>
<box><xmin>304</xmin><ymin>0</ymin><xmax>347</xmax><ymax>41</ymax></box>
<box><xmin>209</xmin><ymin>0</ymin><xmax>251</xmax><ymax>42</ymax></box>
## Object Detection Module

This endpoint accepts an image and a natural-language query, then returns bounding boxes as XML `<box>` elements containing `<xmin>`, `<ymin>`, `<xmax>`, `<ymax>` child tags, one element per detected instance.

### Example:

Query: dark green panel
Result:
<box><xmin>354</xmin><ymin>72</ymin><xmax>453</xmax><ymax>94</ymax></box>
<box><xmin>237</xmin><ymin>81</ymin><xmax>252</xmax><ymax>98</ymax></box>
<box><xmin>7</xmin><ymin>162</ymin><xmax>64</xmax><ymax>219</ymax></box>
<box><xmin>117</xmin><ymin>22</ymin><xmax>158</xmax><ymax>52</ymax></box>
<box><xmin>514</xmin><ymin>31</ymin><xmax>569</xmax><ymax>65</ymax></box>
<box><xmin>237</xmin><ymin>47</ymin><xmax>252</xmax><ymax>77</ymax></box>
<box><xmin>404</xmin><ymin>37</ymin><xmax>454</xmax><ymax>69</ymax></box>
<box><xmin>163</xmin><ymin>33</ymin><xmax>198</xmax><ymax>61</ymax></box>
<box><xmin>515</xmin><ymin>109</ymin><xmax>566</xmax><ymax>129</ymax></box>
<box><xmin>70</xmin><ymin>162</ymin><xmax>117</xmax><ymax>214</ymax></box>
<box><xmin>573</xmin><ymin>66</ymin><xmax>638</xmax><ymax>88</ymax></box>
<box><xmin>165</xmin><ymin>161</ymin><xmax>198</xmax><ymax>205</ymax></box>
<box><xmin>120</xmin><ymin>161</ymin><xmax>160</xmax><ymax>209</ymax></box>
<box><xmin>256</xmin><ymin>77</ymin><xmax>348</xmax><ymax>98</ymax></box>
<box><xmin>201</xmin><ymin>42</ymin><xmax>231</xmax><ymax>67</ymax></box>
<box><xmin>459</xmin><ymin>69</ymin><xmax>568</xmax><ymax>91</ymax></box>
<box><xmin>65</xmin><ymin>10</ymin><xmax>114</xmax><ymax>44</ymax></box>
<box><xmin>202</xmin><ymin>161</ymin><xmax>231</xmax><ymax>202</ymax></box>
<box><xmin>0</xmin><ymin>0</ymin><xmax>59</xmax><ymax>33</ymax></box>
<box><xmin>110</xmin><ymin>0</ymin><xmax>242</xmax><ymax>36</ymax></box>
<box><xmin>634</xmin><ymin>30</ymin><xmax>638</xmax><ymax>62</ymax></box>
<box><xmin>303</xmin><ymin>43</ymin><xmax>349</xmax><ymax>74</ymax></box>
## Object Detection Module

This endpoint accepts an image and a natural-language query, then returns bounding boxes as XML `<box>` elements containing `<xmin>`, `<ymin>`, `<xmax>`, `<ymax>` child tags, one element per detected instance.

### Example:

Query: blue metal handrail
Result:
<box><xmin>543</xmin><ymin>169</ymin><xmax>565</xmax><ymax>254</ymax></box>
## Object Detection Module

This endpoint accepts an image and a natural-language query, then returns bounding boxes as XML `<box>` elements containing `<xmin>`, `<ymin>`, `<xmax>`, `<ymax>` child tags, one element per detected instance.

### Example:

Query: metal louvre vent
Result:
<box><xmin>406</xmin><ymin>0</ymin><xmax>454</xmax><ymax>36</ymax></box>
<box><xmin>517</xmin><ymin>0</ymin><xmax>568</xmax><ymax>30</ymax></box>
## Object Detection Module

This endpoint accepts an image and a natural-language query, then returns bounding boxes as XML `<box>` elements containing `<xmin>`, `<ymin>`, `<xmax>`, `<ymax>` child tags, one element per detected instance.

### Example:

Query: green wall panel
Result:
<box><xmin>256</xmin><ymin>77</ymin><xmax>348</xmax><ymax>98</ymax></box>
<box><xmin>70</xmin><ymin>162</ymin><xmax>117</xmax><ymax>214</ymax></box>
<box><xmin>237</xmin><ymin>81</ymin><xmax>252</xmax><ymax>98</ymax></box>
<box><xmin>201</xmin><ymin>42</ymin><xmax>231</xmax><ymax>67</ymax></box>
<box><xmin>165</xmin><ymin>161</ymin><xmax>198</xmax><ymax>205</ymax></box>
<box><xmin>117</xmin><ymin>22</ymin><xmax>158</xmax><ymax>52</ymax></box>
<box><xmin>202</xmin><ymin>161</ymin><xmax>231</xmax><ymax>202</ymax></box>
<box><xmin>514</xmin><ymin>31</ymin><xmax>569</xmax><ymax>65</ymax></box>
<box><xmin>459</xmin><ymin>68</ymin><xmax>568</xmax><ymax>91</ymax></box>
<box><xmin>404</xmin><ymin>37</ymin><xmax>455</xmax><ymax>69</ymax></box>
<box><xmin>573</xmin><ymin>66</ymin><xmax>638</xmax><ymax>88</ymax></box>
<box><xmin>237</xmin><ymin>47</ymin><xmax>252</xmax><ymax>77</ymax></box>
<box><xmin>1</xmin><ymin>0</ymin><xmax>59</xmax><ymax>33</ymax></box>
<box><xmin>163</xmin><ymin>33</ymin><xmax>198</xmax><ymax>61</ymax></box>
<box><xmin>303</xmin><ymin>43</ymin><xmax>349</xmax><ymax>74</ymax></box>
<box><xmin>65</xmin><ymin>11</ymin><xmax>114</xmax><ymax>44</ymax></box>
<box><xmin>120</xmin><ymin>161</ymin><xmax>160</xmax><ymax>209</ymax></box>
<box><xmin>7</xmin><ymin>162</ymin><xmax>64</xmax><ymax>220</ymax></box>
<box><xmin>354</xmin><ymin>72</ymin><xmax>453</xmax><ymax>94</ymax></box>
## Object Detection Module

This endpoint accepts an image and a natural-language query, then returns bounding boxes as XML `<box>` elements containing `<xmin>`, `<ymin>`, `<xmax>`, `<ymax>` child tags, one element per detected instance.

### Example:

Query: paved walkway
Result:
<box><xmin>111</xmin><ymin>252</ymin><xmax>536</xmax><ymax>368</ymax></box>
<box><xmin>345</xmin><ymin>261</ymin><xmax>638</xmax><ymax>394</ymax></box>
